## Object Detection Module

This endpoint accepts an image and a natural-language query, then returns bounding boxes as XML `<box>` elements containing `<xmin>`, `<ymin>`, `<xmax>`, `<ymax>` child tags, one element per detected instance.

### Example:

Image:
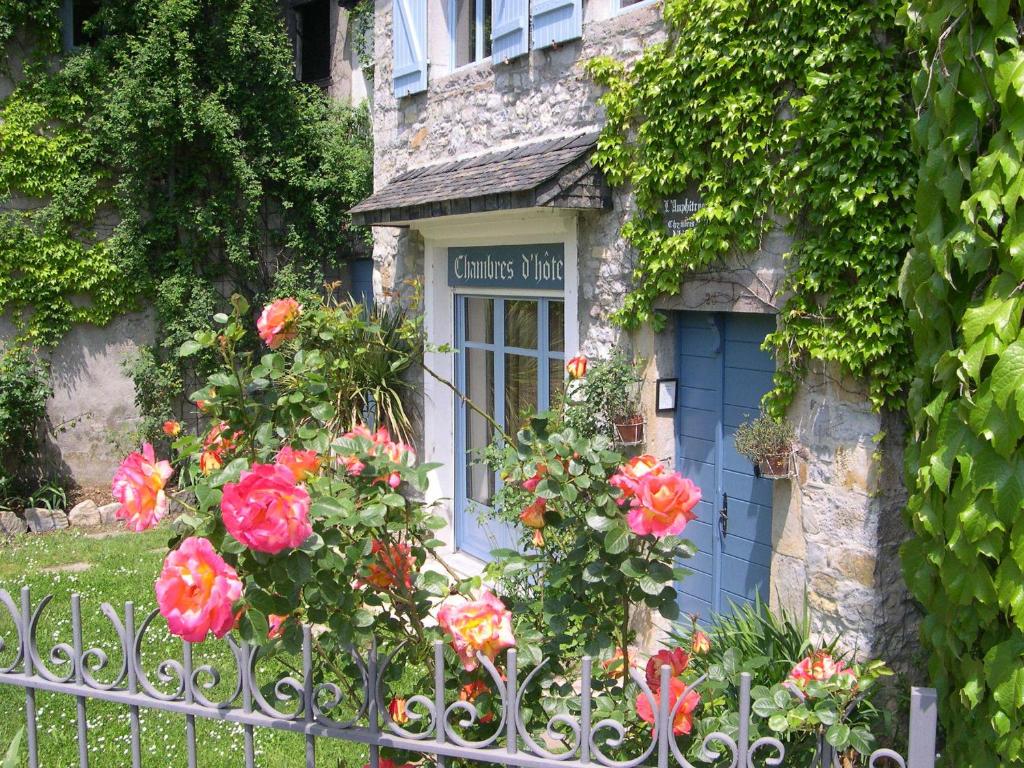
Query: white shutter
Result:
<box><xmin>393</xmin><ymin>0</ymin><xmax>428</xmax><ymax>97</ymax></box>
<box><xmin>491</xmin><ymin>0</ymin><xmax>528</xmax><ymax>62</ymax></box>
<box><xmin>531</xmin><ymin>0</ymin><xmax>581</xmax><ymax>51</ymax></box>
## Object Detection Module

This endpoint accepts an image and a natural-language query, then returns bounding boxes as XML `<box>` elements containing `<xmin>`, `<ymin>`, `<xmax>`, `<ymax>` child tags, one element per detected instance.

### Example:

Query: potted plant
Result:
<box><xmin>734</xmin><ymin>415</ymin><xmax>795</xmax><ymax>479</ymax></box>
<box><xmin>565</xmin><ymin>349</ymin><xmax>645</xmax><ymax>445</ymax></box>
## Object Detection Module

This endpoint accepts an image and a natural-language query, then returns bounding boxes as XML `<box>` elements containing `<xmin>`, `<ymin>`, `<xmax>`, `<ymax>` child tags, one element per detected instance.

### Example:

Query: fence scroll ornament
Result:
<box><xmin>0</xmin><ymin>588</ymin><xmax>938</xmax><ymax>768</ymax></box>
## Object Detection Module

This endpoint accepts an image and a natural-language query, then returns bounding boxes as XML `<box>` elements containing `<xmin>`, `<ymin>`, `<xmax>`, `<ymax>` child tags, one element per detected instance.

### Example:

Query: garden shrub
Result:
<box><xmin>0</xmin><ymin>345</ymin><xmax>52</xmax><ymax>500</ymax></box>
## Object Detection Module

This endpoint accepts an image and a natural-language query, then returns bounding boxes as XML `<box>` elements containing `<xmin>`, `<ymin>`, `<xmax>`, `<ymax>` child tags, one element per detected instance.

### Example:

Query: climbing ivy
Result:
<box><xmin>901</xmin><ymin>1</ymin><xmax>1024</xmax><ymax>763</ymax></box>
<box><xmin>587</xmin><ymin>0</ymin><xmax>916</xmax><ymax>413</ymax></box>
<box><xmin>0</xmin><ymin>0</ymin><xmax>372</xmax><ymax>437</ymax></box>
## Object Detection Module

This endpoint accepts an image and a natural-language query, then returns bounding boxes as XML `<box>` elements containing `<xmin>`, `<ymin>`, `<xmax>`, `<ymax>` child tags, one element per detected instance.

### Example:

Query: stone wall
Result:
<box><xmin>769</xmin><ymin>366</ymin><xmax>921</xmax><ymax>673</ymax></box>
<box><xmin>368</xmin><ymin>0</ymin><xmax>665</xmax><ymax>297</ymax></box>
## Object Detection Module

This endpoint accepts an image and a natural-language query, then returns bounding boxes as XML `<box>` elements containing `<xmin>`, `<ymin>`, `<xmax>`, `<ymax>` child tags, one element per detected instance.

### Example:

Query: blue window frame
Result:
<box><xmin>454</xmin><ymin>295</ymin><xmax>565</xmax><ymax>560</ymax></box>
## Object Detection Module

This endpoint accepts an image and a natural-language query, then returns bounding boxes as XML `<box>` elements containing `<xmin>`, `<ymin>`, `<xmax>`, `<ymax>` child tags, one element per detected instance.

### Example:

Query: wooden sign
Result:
<box><xmin>448</xmin><ymin>243</ymin><xmax>565</xmax><ymax>290</ymax></box>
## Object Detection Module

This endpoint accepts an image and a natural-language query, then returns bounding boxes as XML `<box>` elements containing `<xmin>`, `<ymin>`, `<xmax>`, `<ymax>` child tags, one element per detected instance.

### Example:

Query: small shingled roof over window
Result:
<box><xmin>349</xmin><ymin>130</ymin><xmax>611</xmax><ymax>226</ymax></box>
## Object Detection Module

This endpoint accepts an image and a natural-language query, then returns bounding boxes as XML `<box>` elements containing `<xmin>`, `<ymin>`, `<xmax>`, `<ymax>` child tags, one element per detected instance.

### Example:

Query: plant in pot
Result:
<box><xmin>564</xmin><ymin>349</ymin><xmax>645</xmax><ymax>445</ymax></box>
<box><xmin>734</xmin><ymin>414</ymin><xmax>795</xmax><ymax>479</ymax></box>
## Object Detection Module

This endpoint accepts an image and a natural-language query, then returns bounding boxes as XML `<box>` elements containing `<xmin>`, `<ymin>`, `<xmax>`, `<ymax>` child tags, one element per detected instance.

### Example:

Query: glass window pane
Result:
<box><xmin>505</xmin><ymin>353</ymin><xmax>539</xmax><ymax>432</ymax></box>
<box><xmin>548</xmin><ymin>300</ymin><xmax>564</xmax><ymax>352</ymax></box>
<box><xmin>464</xmin><ymin>297</ymin><xmax>493</xmax><ymax>344</ymax></box>
<box><xmin>505</xmin><ymin>299</ymin><xmax>538</xmax><ymax>350</ymax></box>
<box><xmin>464</xmin><ymin>348</ymin><xmax>495</xmax><ymax>504</ymax></box>
<box><xmin>548</xmin><ymin>357</ymin><xmax>565</xmax><ymax>409</ymax></box>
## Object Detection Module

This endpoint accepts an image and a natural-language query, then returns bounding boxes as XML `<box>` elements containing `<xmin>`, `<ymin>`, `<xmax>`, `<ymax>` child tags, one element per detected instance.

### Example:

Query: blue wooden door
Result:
<box><xmin>676</xmin><ymin>312</ymin><xmax>776</xmax><ymax>620</ymax></box>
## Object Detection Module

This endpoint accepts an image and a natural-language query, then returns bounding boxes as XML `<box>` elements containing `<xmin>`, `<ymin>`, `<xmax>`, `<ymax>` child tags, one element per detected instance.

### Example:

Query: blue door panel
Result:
<box><xmin>721</xmin><ymin>554</ymin><xmax>770</xmax><ymax>600</ymax></box>
<box><xmin>723</xmin><ymin>404</ymin><xmax>761</xmax><ymax>430</ymax></box>
<box><xmin>719</xmin><ymin>497</ymin><xmax>772</xmax><ymax>544</ymax></box>
<box><xmin>678</xmin><ymin>387</ymin><xmax>719</xmax><ymax>410</ymax></box>
<box><xmin>721</xmin><ymin>531</ymin><xmax>772</xmax><ymax>567</ymax></box>
<box><xmin>676</xmin><ymin>311</ymin><xmax>777</xmax><ymax>621</ymax></box>
<box><xmin>724</xmin><ymin>375</ymin><xmax>773</xmax><ymax>411</ymax></box>
<box><xmin>679</xmin><ymin>359</ymin><xmax>721</xmax><ymax>389</ymax></box>
<box><xmin>679</xmin><ymin>409</ymin><xmax>718</xmax><ymax>439</ymax></box>
<box><xmin>726</xmin><ymin>313</ymin><xmax>777</xmax><ymax>342</ymax></box>
<box><xmin>686</xmin><ymin>516</ymin><xmax>714</xmax><ymax>554</ymax></box>
<box><xmin>723</xmin><ymin>339</ymin><xmax>774</xmax><ymax>371</ymax></box>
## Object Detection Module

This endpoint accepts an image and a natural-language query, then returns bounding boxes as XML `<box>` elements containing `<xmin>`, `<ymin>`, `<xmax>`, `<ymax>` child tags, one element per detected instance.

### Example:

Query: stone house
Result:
<box><xmin>349</xmin><ymin>0</ymin><xmax>918</xmax><ymax>665</ymax></box>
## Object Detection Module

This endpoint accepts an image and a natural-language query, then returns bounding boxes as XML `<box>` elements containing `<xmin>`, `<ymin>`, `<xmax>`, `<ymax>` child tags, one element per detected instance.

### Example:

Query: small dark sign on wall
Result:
<box><xmin>662</xmin><ymin>185</ymin><xmax>705</xmax><ymax>235</ymax></box>
<box><xmin>448</xmin><ymin>243</ymin><xmax>565</xmax><ymax>290</ymax></box>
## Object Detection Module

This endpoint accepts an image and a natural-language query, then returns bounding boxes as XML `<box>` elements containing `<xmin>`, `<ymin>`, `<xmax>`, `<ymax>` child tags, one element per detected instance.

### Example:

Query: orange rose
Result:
<box><xmin>627</xmin><ymin>471</ymin><xmax>700</xmax><ymax>538</ymax></box>
<box><xmin>565</xmin><ymin>354</ymin><xmax>588</xmax><ymax>379</ymax></box>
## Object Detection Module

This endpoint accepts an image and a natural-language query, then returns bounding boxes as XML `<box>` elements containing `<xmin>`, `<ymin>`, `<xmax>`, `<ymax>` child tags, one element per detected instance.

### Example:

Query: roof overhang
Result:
<box><xmin>349</xmin><ymin>131</ymin><xmax>612</xmax><ymax>227</ymax></box>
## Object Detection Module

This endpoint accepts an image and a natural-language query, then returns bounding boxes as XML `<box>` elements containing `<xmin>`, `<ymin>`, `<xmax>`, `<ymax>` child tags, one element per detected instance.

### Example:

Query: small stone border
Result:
<box><xmin>1</xmin><ymin>500</ymin><xmax>120</xmax><ymax>537</ymax></box>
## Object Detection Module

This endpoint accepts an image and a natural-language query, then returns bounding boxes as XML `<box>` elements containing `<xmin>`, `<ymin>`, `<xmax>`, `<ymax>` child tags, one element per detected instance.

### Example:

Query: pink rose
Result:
<box><xmin>275</xmin><ymin>446</ymin><xmax>321</xmax><ymax>482</ymax></box>
<box><xmin>627</xmin><ymin>471</ymin><xmax>701</xmax><ymax>538</ymax></box>
<box><xmin>155</xmin><ymin>537</ymin><xmax>243</xmax><ymax>642</ymax></box>
<box><xmin>112</xmin><ymin>443</ymin><xmax>174</xmax><ymax>532</ymax></box>
<box><xmin>636</xmin><ymin>677</ymin><xmax>700</xmax><ymax>736</ymax></box>
<box><xmin>221</xmin><ymin>463</ymin><xmax>312</xmax><ymax>554</ymax></box>
<box><xmin>789</xmin><ymin>651</ymin><xmax>857</xmax><ymax>688</ymax></box>
<box><xmin>438</xmin><ymin>590</ymin><xmax>515</xmax><ymax>671</ymax></box>
<box><xmin>257</xmin><ymin>298</ymin><xmax>301</xmax><ymax>349</ymax></box>
<box><xmin>609</xmin><ymin>454</ymin><xmax>665</xmax><ymax>504</ymax></box>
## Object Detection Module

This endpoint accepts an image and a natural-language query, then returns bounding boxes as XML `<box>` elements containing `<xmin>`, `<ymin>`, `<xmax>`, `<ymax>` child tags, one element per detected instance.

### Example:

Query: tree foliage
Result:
<box><xmin>0</xmin><ymin>0</ymin><xmax>373</xmax><ymax>440</ymax></box>
<box><xmin>901</xmin><ymin>1</ymin><xmax>1024</xmax><ymax>763</ymax></box>
<box><xmin>587</xmin><ymin>0</ymin><xmax>916</xmax><ymax>412</ymax></box>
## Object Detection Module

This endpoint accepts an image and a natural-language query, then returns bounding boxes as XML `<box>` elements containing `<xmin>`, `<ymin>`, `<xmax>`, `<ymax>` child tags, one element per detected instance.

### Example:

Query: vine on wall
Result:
<box><xmin>0</xmin><ymin>0</ymin><xmax>373</xmax><ymax>441</ymax></box>
<box><xmin>901</xmin><ymin>1</ymin><xmax>1024</xmax><ymax>763</ymax></box>
<box><xmin>588</xmin><ymin>0</ymin><xmax>916</xmax><ymax>413</ymax></box>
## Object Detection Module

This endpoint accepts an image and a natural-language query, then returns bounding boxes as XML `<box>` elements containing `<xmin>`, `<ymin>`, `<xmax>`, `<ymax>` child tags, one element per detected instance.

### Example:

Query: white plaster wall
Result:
<box><xmin>0</xmin><ymin>310</ymin><xmax>155</xmax><ymax>489</ymax></box>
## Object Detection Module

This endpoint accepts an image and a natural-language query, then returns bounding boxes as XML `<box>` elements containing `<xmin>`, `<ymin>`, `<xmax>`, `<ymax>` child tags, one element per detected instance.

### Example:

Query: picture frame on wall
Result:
<box><xmin>656</xmin><ymin>378</ymin><xmax>678</xmax><ymax>413</ymax></box>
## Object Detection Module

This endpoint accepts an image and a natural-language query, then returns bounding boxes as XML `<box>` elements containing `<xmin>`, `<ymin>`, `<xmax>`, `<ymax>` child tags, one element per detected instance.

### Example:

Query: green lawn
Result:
<box><xmin>0</xmin><ymin>526</ymin><xmax>369</xmax><ymax>767</ymax></box>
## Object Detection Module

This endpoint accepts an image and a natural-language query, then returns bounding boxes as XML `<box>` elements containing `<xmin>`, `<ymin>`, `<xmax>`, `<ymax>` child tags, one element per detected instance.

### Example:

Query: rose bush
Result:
<box><xmin>108</xmin><ymin>299</ymin><xmax>894</xmax><ymax>765</ymax></box>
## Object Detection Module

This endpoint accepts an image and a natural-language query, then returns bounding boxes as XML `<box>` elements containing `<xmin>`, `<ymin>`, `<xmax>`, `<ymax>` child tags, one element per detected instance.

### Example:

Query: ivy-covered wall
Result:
<box><xmin>588</xmin><ymin>0</ymin><xmax>916</xmax><ymax>415</ymax></box>
<box><xmin>0</xmin><ymin>0</ymin><xmax>373</xmax><ymax>488</ymax></box>
<box><xmin>901</xmin><ymin>1</ymin><xmax>1024</xmax><ymax>763</ymax></box>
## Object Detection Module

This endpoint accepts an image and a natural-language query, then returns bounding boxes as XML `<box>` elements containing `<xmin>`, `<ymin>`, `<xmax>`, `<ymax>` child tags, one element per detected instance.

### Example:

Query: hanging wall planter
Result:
<box><xmin>754</xmin><ymin>451</ymin><xmax>791</xmax><ymax>480</ymax></box>
<box><xmin>734</xmin><ymin>415</ymin><xmax>796</xmax><ymax>481</ymax></box>
<box><xmin>613</xmin><ymin>415</ymin><xmax>645</xmax><ymax>446</ymax></box>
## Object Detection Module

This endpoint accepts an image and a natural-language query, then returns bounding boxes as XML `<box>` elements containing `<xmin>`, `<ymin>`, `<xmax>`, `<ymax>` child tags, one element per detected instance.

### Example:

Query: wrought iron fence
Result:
<box><xmin>0</xmin><ymin>588</ymin><xmax>938</xmax><ymax>768</ymax></box>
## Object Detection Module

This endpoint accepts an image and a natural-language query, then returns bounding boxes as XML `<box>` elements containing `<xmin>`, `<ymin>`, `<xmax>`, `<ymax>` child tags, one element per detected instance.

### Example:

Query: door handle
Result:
<box><xmin>719</xmin><ymin>493</ymin><xmax>728</xmax><ymax>537</ymax></box>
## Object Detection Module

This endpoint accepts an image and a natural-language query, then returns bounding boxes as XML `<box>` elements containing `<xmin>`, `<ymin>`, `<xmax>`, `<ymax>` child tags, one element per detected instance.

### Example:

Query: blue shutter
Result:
<box><xmin>531</xmin><ymin>0</ymin><xmax>581</xmax><ymax>51</ymax></box>
<box><xmin>491</xmin><ymin>0</ymin><xmax>528</xmax><ymax>63</ymax></box>
<box><xmin>393</xmin><ymin>0</ymin><xmax>427</xmax><ymax>98</ymax></box>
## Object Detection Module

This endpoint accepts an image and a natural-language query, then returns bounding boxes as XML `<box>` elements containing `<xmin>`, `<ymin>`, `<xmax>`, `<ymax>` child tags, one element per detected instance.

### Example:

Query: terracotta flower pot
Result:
<box><xmin>613</xmin><ymin>415</ymin><xmax>645</xmax><ymax>446</ymax></box>
<box><xmin>757</xmin><ymin>451</ymin><xmax>790</xmax><ymax>479</ymax></box>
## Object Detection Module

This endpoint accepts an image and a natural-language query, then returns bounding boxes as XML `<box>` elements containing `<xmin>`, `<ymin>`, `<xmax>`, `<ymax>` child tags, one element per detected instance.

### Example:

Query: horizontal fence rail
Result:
<box><xmin>0</xmin><ymin>588</ymin><xmax>938</xmax><ymax>768</ymax></box>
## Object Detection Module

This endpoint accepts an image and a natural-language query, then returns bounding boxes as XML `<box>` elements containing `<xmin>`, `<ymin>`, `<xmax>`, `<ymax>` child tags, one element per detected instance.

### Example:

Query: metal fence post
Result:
<box><xmin>907</xmin><ymin>687</ymin><xmax>938</xmax><ymax>768</ymax></box>
<box><xmin>20</xmin><ymin>587</ymin><xmax>39</xmax><ymax>768</ymax></box>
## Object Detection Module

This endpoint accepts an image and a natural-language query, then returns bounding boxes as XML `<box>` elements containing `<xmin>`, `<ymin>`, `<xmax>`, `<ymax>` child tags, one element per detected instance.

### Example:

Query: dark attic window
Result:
<box><xmin>295</xmin><ymin>0</ymin><xmax>332</xmax><ymax>84</ymax></box>
<box><xmin>63</xmin><ymin>0</ymin><xmax>102</xmax><ymax>50</ymax></box>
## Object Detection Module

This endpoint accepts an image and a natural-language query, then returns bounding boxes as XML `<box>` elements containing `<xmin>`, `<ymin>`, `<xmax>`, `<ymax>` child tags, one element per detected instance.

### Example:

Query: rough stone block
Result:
<box><xmin>97</xmin><ymin>502</ymin><xmax>120</xmax><ymax>525</ymax></box>
<box><xmin>68</xmin><ymin>500</ymin><xmax>101</xmax><ymax>527</ymax></box>
<box><xmin>25</xmin><ymin>507</ymin><xmax>69</xmax><ymax>533</ymax></box>
<box><xmin>0</xmin><ymin>510</ymin><xmax>27</xmax><ymax>535</ymax></box>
